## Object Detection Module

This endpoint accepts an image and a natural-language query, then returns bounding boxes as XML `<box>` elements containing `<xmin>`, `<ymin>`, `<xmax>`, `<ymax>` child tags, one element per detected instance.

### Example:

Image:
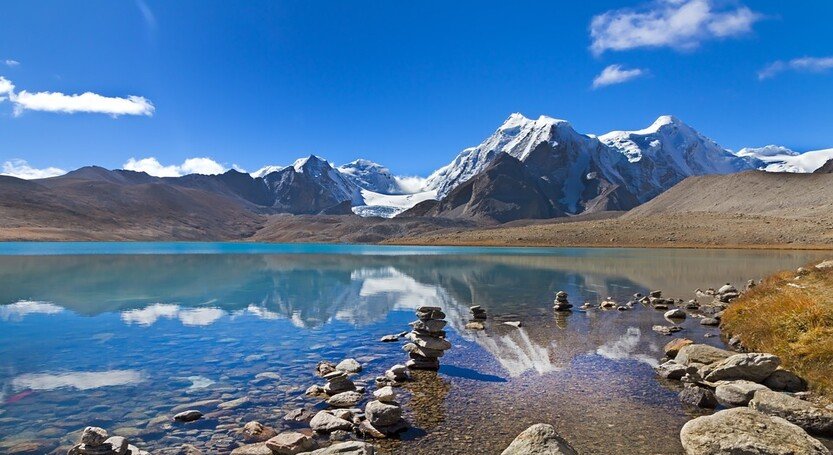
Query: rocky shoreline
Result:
<box><xmin>55</xmin><ymin>267</ymin><xmax>833</xmax><ymax>455</ymax></box>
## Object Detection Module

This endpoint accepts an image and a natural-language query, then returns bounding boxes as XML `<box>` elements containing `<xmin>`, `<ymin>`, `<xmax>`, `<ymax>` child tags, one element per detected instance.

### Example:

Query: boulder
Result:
<box><xmin>749</xmin><ymin>390</ymin><xmax>833</xmax><ymax>436</ymax></box>
<box><xmin>298</xmin><ymin>441</ymin><xmax>376</xmax><ymax>455</ymax></box>
<box><xmin>326</xmin><ymin>391</ymin><xmax>363</xmax><ymax>408</ymax></box>
<box><xmin>675</xmin><ymin>344</ymin><xmax>732</xmax><ymax>366</ymax></box>
<box><xmin>266</xmin><ymin>432</ymin><xmax>317</xmax><ymax>455</ymax></box>
<box><xmin>680</xmin><ymin>407</ymin><xmax>829</xmax><ymax>455</ymax></box>
<box><xmin>500</xmin><ymin>423</ymin><xmax>577</xmax><ymax>455</ymax></box>
<box><xmin>663</xmin><ymin>338</ymin><xmax>693</xmax><ymax>359</ymax></box>
<box><xmin>714</xmin><ymin>381</ymin><xmax>770</xmax><ymax>407</ymax></box>
<box><xmin>679</xmin><ymin>386</ymin><xmax>718</xmax><ymax>409</ymax></box>
<box><xmin>365</xmin><ymin>400</ymin><xmax>402</xmax><ymax>427</ymax></box>
<box><xmin>372</xmin><ymin>386</ymin><xmax>395</xmax><ymax>403</ymax></box>
<box><xmin>104</xmin><ymin>436</ymin><xmax>128</xmax><ymax>455</ymax></box>
<box><xmin>699</xmin><ymin>318</ymin><xmax>719</xmax><ymax>326</ymax></box>
<box><xmin>763</xmin><ymin>369</ymin><xmax>808</xmax><ymax>392</ymax></box>
<box><xmin>335</xmin><ymin>359</ymin><xmax>362</xmax><ymax>373</ymax></box>
<box><xmin>309</xmin><ymin>412</ymin><xmax>353</xmax><ymax>433</ymax></box>
<box><xmin>665</xmin><ymin>309</ymin><xmax>686</xmax><ymax>319</ymax></box>
<box><xmin>704</xmin><ymin>353</ymin><xmax>781</xmax><ymax>382</ymax></box>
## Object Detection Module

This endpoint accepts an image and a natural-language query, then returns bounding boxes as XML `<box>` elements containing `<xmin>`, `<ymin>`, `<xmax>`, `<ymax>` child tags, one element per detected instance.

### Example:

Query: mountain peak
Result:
<box><xmin>292</xmin><ymin>155</ymin><xmax>332</xmax><ymax>173</ymax></box>
<box><xmin>501</xmin><ymin>113</ymin><xmax>570</xmax><ymax>131</ymax></box>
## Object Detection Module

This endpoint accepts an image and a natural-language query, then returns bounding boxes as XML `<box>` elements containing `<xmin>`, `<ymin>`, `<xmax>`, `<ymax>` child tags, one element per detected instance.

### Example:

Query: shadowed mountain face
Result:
<box><xmin>402</xmin><ymin>153</ymin><xmax>562</xmax><ymax>223</ymax></box>
<box><xmin>815</xmin><ymin>159</ymin><xmax>833</xmax><ymax>174</ymax></box>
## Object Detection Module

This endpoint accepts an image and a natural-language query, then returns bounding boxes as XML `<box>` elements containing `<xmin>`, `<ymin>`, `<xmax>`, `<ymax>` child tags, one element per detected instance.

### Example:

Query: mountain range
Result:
<box><xmin>2</xmin><ymin>112</ymin><xmax>833</xmax><ymax>241</ymax></box>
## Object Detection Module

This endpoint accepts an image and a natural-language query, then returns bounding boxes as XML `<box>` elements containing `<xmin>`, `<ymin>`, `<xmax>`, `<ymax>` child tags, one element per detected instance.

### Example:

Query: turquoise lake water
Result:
<box><xmin>0</xmin><ymin>244</ymin><xmax>829</xmax><ymax>454</ymax></box>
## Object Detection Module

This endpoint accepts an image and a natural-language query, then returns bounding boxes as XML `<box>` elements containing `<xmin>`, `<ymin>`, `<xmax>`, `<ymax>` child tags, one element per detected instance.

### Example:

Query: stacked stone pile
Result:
<box><xmin>403</xmin><ymin>306</ymin><xmax>451</xmax><ymax>371</ymax></box>
<box><xmin>67</xmin><ymin>427</ymin><xmax>149</xmax><ymax>455</ymax></box>
<box><xmin>553</xmin><ymin>291</ymin><xmax>572</xmax><ymax>311</ymax></box>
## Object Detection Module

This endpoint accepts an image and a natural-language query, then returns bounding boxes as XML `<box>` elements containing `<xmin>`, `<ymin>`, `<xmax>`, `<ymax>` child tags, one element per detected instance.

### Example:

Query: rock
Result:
<box><xmin>699</xmin><ymin>317</ymin><xmax>719</xmax><ymax>326</ymax></box>
<box><xmin>714</xmin><ymin>381</ymin><xmax>770</xmax><ymax>407</ymax></box>
<box><xmin>465</xmin><ymin>321</ymin><xmax>485</xmax><ymax>330</ymax></box>
<box><xmin>331</xmin><ymin>409</ymin><xmax>353</xmax><ymax>421</ymax></box>
<box><xmin>316</xmin><ymin>361</ymin><xmax>337</xmax><ymax>377</ymax></box>
<box><xmin>372</xmin><ymin>386</ymin><xmax>395</xmax><ymax>403</ymax></box>
<box><xmin>310</xmin><ymin>411</ymin><xmax>353</xmax><ymax>433</ymax></box>
<box><xmin>409</xmin><ymin>319</ymin><xmax>447</xmax><ymax>332</ymax></box>
<box><xmin>664</xmin><ymin>338</ymin><xmax>693</xmax><ymax>358</ymax></box>
<box><xmin>81</xmin><ymin>427</ymin><xmax>109</xmax><ymax>446</ymax></box>
<box><xmin>656</xmin><ymin>361</ymin><xmax>687</xmax><ymax>380</ymax></box>
<box><xmin>665</xmin><ymin>309</ymin><xmax>686</xmax><ymax>319</ymax></box>
<box><xmin>173</xmin><ymin>410</ymin><xmax>203</xmax><ymax>422</ymax></box>
<box><xmin>680</xmin><ymin>407</ymin><xmax>829</xmax><ymax>455</ymax></box>
<box><xmin>326</xmin><ymin>391</ymin><xmax>363</xmax><ymax>408</ymax></box>
<box><xmin>365</xmin><ymin>400</ymin><xmax>402</xmax><ymax>427</ymax></box>
<box><xmin>500</xmin><ymin>423</ymin><xmax>577</xmax><ymax>455</ymax></box>
<box><xmin>299</xmin><ymin>441</ymin><xmax>376</xmax><ymax>455</ymax></box>
<box><xmin>379</xmin><ymin>334</ymin><xmax>398</xmax><ymax>342</ymax></box>
<box><xmin>265</xmin><ymin>432</ymin><xmax>317</xmax><ymax>455</ymax></box>
<box><xmin>104</xmin><ymin>436</ymin><xmax>128</xmax><ymax>455</ymax></box>
<box><xmin>749</xmin><ymin>390</ymin><xmax>833</xmax><ymax>436</ymax></box>
<box><xmin>178</xmin><ymin>444</ymin><xmax>203</xmax><ymax>455</ymax></box>
<box><xmin>336</xmin><ymin>359</ymin><xmax>362</xmax><ymax>373</ymax></box>
<box><xmin>503</xmin><ymin>321</ymin><xmax>523</xmax><ymax>328</ymax></box>
<box><xmin>230</xmin><ymin>442</ymin><xmax>273</xmax><ymax>455</ymax></box>
<box><xmin>284</xmin><ymin>408</ymin><xmax>315</xmax><ymax>423</ymax></box>
<box><xmin>385</xmin><ymin>364</ymin><xmax>409</xmax><ymax>381</ymax></box>
<box><xmin>358</xmin><ymin>420</ymin><xmax>386</xmax><ymax>439</ymax></box>
<box><xmin>652</xmin><ymin>325</ymin><xmax>683</xmax><ymax>336</ymax></box>
<box><xmin>404</xmin><ymin>332</ymin><xmax>451</xmax><ymax>351</ymax></box>
<box><xmin>306</xmin><ymin>385</ymin><xmax>327</xmax><ymax>397</ymax></box>
<box><xmin>679</xmin><ymin>386</ymin><xmax>718</xmax><ymax>409</ymax></box>
<box><xmin>763</xmin><ymin>369</ymin><xmax>808</xmax><ymax>392</ymax></box>
<box><xmin>675</xmin><ymin>344</ymin><xmax>732</xmax><ymax>366</ymax></box>
<box><xmin>704</xmin><ymin>353</ymin><xmax>781</xmax><ymax>382</ymax></box>
<box><xmin>218</xmin><ymin>396</ymin><xmax>249</xmax><ymax>410</ymax></box>
<box><xmin>242</xmin><ymin>421</ymin><xmax>278</xmax><ymax>442</ymax></box>
<box><xmin>402</xmin><ymin>342</ymin><xmax>445</xmax><ymax>358</ymax></box>
<box><xmin>416</xmin><ymin>306</ymin><xmax>445</xmax><ymax>320</ymax></box>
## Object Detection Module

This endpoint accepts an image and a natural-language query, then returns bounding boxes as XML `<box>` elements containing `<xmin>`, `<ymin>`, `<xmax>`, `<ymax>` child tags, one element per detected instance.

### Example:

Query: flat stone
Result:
<box><xmin>230</xmin><ymin>442</ymin><xmax>273</xmax><ymax>455</ymax></box>
<box><xmin>284</xmin><ymin>408</ymin><xmax>314</xmax><ymax>423</ymax></box>
<box><xmin>404</xmin><ymin>332</ymin><xmax>451</xmax><ymax>351</ymax></box>
<box><xmin>402</xmin><ymin>342</ymin><xmax>444</xmax><ymax>358</ymax></box>
<box><xmin>680</xmin><ymin>407</ymin><xmax>828</xmax><ymax>455</ymax></box>
<box><xmin>171</xmin><ymin>400</ymin><xmax>221</xmax><ymax>413</ymax></box>
<box><xmin>309</xmin><ymin>411</ymin><xmax>353</xmax><ymax>433</ymax></box>
<box><xmin>218</xmin><ymin>396</ymin><xmax>249</xmax><ymax>410</ymax></box>
<box><xmin>326</xmin><ymin>391</ymin><xmax>363</xmax><ymax>408</ymax></box>
<box><xmin>500</xmin><ymin>423</ymin><xmax>577</xmax><ymax>455</ymax></box>
<box><xmin>409</xmin><ymin>319</ymin><xmax>447</xmax><ymax>332</ymax></box>
<box><xmin>265</xmin><ymin>432</ymin><xmax>317</xmax><ymax>455</ymax></box>
<box><xmin>749</xmin><ymin>390</ymin><xmax>833</xmax><ymax>436</ymax></box>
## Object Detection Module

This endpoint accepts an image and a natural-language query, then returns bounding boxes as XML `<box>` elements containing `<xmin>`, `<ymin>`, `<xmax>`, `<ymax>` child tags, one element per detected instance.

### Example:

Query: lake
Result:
<box><xmin>0</xmin><ymin>243</ymin><xmax>829</xmax><ymax>454</ymax></box>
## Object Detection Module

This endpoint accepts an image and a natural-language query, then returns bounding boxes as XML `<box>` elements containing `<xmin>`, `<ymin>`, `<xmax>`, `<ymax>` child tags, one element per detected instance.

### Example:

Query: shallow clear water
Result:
<box><xmin>0</xmin><ymin>244</ymin><xmax>828</xmax><ymax>454</ymax></box>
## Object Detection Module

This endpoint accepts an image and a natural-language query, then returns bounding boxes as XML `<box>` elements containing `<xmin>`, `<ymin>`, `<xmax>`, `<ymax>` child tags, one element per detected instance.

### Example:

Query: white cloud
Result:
<box><xmin>0</xmin><ymin>76</ymin><xmax>153</xmax><ymax>117</ymax></box>
<box><xmin>758</xmin><ymin>56</ymin><xmax>833</xmax><ymax>80</ymax></box>
<box><xmin>1</xmin><ymin>159</ymin><xmax>67</xmax><ymax>179</ymax></box>
<box><xmin>120</xmin><ymin>303</ymin><xmax>227</xmax><ymax>327</ymax></box>
<box><xmin>590</xmin><ymin>0</ymin><xmax>761</xmax><ymax>55</ymax></box>
<box><xmin>4</xmin><ymin>60</ymin><xmax>20</xmax><ymax>67</ymax></box>
<box><xmin>123</xmin><ymin>156</ymin><xmax>227</xmax><ymax>177</ymax></box>
<box><xmin>393</xmin><ymin>175</ymin><xmax>428</xmax><ymax>193</ymax></box>
<box><xmin>0</xmin><ymin>300</ymin><xmax>64</xmax><ymax>321</ymax></box>
<box><xmin>592</xmin><ymin>64</ymin><xmax>646</xmax><ymax>88</ymax></box>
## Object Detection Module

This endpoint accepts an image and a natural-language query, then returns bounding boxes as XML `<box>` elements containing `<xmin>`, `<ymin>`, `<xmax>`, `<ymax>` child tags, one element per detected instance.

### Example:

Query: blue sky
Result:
<box><xmin>1</xmin><ymin>0</ymin><xmax>832</xmax><ymax>178</ymax></box>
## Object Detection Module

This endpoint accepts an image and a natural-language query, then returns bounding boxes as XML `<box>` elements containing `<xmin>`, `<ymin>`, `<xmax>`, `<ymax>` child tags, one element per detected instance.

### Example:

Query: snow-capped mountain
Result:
<box><xmin>423</xmin><ymin>113</ymin><xmax>754</xmax><ymax>215</ymax></box>
<box><xmin>337</xmin><ymin>159</ymin><xmax>407</xmax><ymax>194</ymax></box>
<box><xmin>736</xmin><ymin>145</ymin><xmax>833</xmax><ymax>173</ymax></box>
<box><xmin>261</xmin><ymin>155</ymin><xmax>364</xmax><ymax>213</ymax></box>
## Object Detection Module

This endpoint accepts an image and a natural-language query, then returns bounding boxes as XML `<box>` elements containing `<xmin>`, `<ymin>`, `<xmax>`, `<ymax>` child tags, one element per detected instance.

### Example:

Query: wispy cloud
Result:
<box><xmin>1</xmin><ymin>159</ymin><xmax>66</xmax><ymax>179</ymax></box>
<box><xmin>593</xmin><ymin>64</ymin><xmax>646</xmax><ymax>89</ymax></box>
<box><xmin>758</xmin><ymin>56</ymin><xmax>833</xmax><ymax>80</ymax></box>
<box><xmin>0</xmin><ymin>76</ymin><xmax>154</xmax><ymax>117</ymax></box>
<box><xmin>135</xmin><ymin>0</ymin><xmax>157</xmax><ymax>29</ymax></box>
<box><xmin>590</xmin><ymin>0</ymin><xmax>762</xmax><ymax>55</ymax></box>
<box><xmin>4</xmin><ymin>59</ymin><xmax>20</xmax><ymax>68</ymax></box>
<box><xmin>123</xmin><ymin>157</ymin><xmax>227</xmax><ymax>177</ymax></box>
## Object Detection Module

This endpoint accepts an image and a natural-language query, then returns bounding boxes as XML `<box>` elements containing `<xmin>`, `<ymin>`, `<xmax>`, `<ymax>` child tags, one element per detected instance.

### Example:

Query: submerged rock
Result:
<box><xmin>500</xmin><ymin>423</ymin><xmax>577</xmax><ymax>455</ymax></box>
<box><xmin>230</xmin><ymin>442</ymin><xmax>273</xmax><ymax>455</ymax></box>
<box><xmin>242</xmin><ymin>421</ymin><xmax>278</xmax><ymax>442</ymax></box>
<box><xmin>173</xmin><ymin>410</ymin><xmax>203</xmax><ymax>422</ymax></box>
<box><xmin>680</xmin><ymin>407</ymin><xmax>828</xmax><ymax>455</ymax></box>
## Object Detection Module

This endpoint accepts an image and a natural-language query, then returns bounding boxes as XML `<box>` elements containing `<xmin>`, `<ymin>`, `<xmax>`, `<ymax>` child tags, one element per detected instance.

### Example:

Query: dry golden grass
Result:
<box><xmin>722</xmin><ymin>262</ymin><xmax>833</xmax><ymax>397</ymax></box>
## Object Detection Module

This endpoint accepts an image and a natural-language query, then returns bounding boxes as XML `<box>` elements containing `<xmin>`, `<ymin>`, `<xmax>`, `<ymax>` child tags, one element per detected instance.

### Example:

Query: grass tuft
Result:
<box><xmin>722</xmin><ymin>262</ymin><xmax>833</xmax><ymax>397</ymax></box>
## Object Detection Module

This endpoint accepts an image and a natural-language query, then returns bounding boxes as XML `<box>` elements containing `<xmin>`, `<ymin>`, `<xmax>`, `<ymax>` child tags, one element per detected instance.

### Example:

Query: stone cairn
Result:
<box><xmin>403</xmin><ymin>306</ymin><xmax>451</xmax><ymax>371</ymax></box>
<box><xmin>470</xmin><ymin>305</ymin><xmax>487</xmax><ymax>320</ymax></box>
<box><xmin>68</xmin><ymin>426</ymin><xmax>148</xmax><ymax>455</ymax></box>
<box><xmin>553</xmin><ymin>291</ymin><xmax>572</xmax><ymax>311</ymax></box>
